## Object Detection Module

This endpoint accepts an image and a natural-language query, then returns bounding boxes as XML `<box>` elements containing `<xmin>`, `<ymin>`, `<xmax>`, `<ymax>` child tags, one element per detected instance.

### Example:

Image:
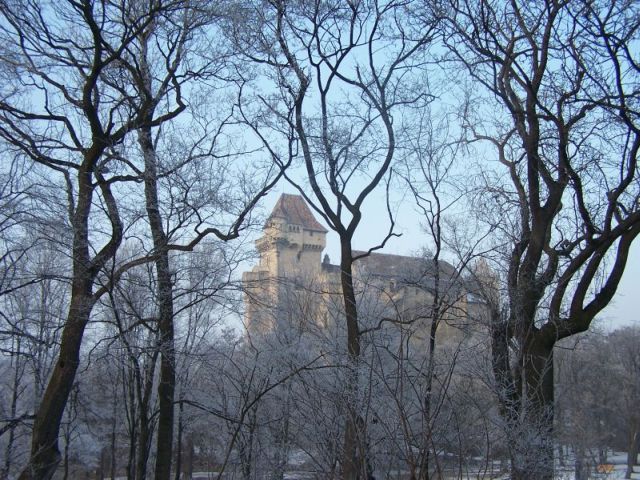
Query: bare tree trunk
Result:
<box><xmin>490</xmin><ymin>317</ymin><xmax>555</xmax><ymax>480</ymax></box>
<box><xmin>18</xmin><ymin>145</ymin><xmax>122</xmax><ymax>480</ymax></box>
<box><xmin>136</xmin><ymin>352</ymin><xmax>158</xmax><ymax>480</ymax></box>
<box><xmin>139</xmin><ymin>122</ymin><xmax>176</xmax><ymax>480</ymax></box>
<box><xmin>626</xmin><ymin>425</ymin><xmax>639</xmax><ymax>479</ymax></box>
<box><xmin>244</xmin><ymin>3</ymin><xmax>431</xmax><ymax>478</ymax></box>
<box><xmin>339</xmin><ymin>243</ymin><xmax>365</xmax><ymax>480</ymax></box>
<box><xmin>417</xmin><ymin>314</ymin><xmax>438</xmax><ymax>480</ymax></box>
<box><xmin>174</xmin><ymin>399</ymin><xmax>184</xmax><ymax>480</ymax></box>
<box><xmin>2</xmin><ymin>337</ymin><xmax>22</xmax><ymax>479</ymax></box>
<box><xmin>239</xmin><ymin>408</ymin><xmax>257</xmax><ymax>480</ymax></box>
<box><xmin>134</xmin><ymin>19</ymin><xmax>177</xmax><ymax>476</ymax></box>
<box><xmin>2</xmin><ymin>4</ymin><xmax>213</xmax><ymax>479</ymax></box>
<box><xmin>509</xmin><ymin>340</ymin><xmax>554</xmax><ymax>480</ymax></box>
<box><xmin>182</xmin><ymin>435</ymin><xmax>194</xmax><ymax>480</ymax></box>
<box><xmin>61</xmin><ymin>385</ymin><xmax>79</xmax><ymax>480</ymax></box>
<box><xmin>62</xmin><ymin>435</ymin><xmax>69</xmax><ymax>480</ymax></box>
<box><xmin>125</xmin><ymin>364</ymin><xmax>138</xmax><ymax>480</ymax></box>
<box><xmin>19</xmin><ymin>290</ymin><xmax>95</xmax><ymax>480</ymax></box>
<box><xmin>136</xmin><ymin>409</ymin><xmax>152</xmax><ymax>480</ymax></box>
<box><xmin>110</xmin><ymin>395</ymin><xmax>117</xmax><ymax>480</ymax></box>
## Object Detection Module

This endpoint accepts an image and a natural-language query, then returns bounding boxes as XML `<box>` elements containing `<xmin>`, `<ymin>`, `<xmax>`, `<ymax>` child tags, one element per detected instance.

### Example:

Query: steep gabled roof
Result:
<box><xmin>267</xmin><ymin>194</ymin><xmax>328</xmax><ymax>233</ymax></box>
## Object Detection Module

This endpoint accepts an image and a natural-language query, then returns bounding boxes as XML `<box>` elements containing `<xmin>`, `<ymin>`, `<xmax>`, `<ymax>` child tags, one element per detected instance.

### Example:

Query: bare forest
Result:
<box><xmin>0</xmin><ymin>1</ymin><xmax>638</xmax><ymax>480</ymax></box>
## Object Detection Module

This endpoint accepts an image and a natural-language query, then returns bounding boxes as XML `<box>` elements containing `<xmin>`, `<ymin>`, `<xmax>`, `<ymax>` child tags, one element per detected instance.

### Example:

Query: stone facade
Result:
<box><xmin>242</xmin><ymin>194</ymin><xmax>330</xmax><ymax>334</ymax></box>
<box><xmin>243</xmin><ymin>194</ymin><xmax>487</xmax><ymax>341</ymax></box>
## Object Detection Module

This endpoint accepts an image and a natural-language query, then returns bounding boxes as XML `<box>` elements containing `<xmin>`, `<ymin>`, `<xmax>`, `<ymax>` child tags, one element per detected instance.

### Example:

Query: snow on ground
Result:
<box><xmin>549</xmin><ymin>452</ymin><xmax>640</xmax><ymax>480</ymax></box>
<box><xmin>109</xmin><ymin>450</ymin><xmax>640</xmax><ymax>479</ymax></box>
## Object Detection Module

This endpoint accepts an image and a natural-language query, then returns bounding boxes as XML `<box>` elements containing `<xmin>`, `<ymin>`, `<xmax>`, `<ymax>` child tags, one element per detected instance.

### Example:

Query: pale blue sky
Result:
<box><xmin>258</xmin><ymin>185</ymin><xmax>639</xmax><ymax>331</ymax></box>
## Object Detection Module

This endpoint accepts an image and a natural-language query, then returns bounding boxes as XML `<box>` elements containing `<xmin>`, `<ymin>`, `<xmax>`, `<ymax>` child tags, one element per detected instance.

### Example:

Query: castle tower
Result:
<box><xmin>256</xmin><ymin>194</ymin><xmax>327</xmax><ymax>277</ymax></box>
<box><xmin>242</xmin><ymin>194</ymin><xmax>483</xmax><ymax>344</ymax></box>
<box><xmin>242</xmin><ymin>194</ymin><xmax>328</xmax><ymax>334</ymax></box>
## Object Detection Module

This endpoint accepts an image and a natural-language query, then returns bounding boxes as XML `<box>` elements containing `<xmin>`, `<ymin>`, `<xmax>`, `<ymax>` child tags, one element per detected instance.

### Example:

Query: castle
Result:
<box><xmin>242</xmin><ymin>194</ymin><xmax>487</xmax><ymax>342</ymax></box>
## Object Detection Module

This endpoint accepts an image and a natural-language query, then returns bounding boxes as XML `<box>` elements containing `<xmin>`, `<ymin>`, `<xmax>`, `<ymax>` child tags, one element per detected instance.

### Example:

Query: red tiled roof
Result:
<box><xmin>267</xmin><ymin>194</ymin><xmax>328</xmax><ymax>232</ymax></box>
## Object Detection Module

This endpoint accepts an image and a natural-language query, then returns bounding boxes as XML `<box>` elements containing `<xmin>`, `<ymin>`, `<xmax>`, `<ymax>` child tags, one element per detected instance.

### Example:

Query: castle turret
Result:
<box><xmin>256</xmin><ymin>194</ymin><xmax>327</xmax><ymax>277</ymax></box>
<box><xmin>243</xmin><ymin>194</ymin><xmax>328</xmax><ymax>334</ymax></box>
<box><xmin>242</xmin><ymin>194</ymin><xmax>481</xmax><ymax>345</ymax></box>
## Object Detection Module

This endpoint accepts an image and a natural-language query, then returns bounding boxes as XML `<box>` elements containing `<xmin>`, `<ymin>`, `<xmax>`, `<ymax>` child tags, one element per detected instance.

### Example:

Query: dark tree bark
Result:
<box><xmin>132</xmin><ymin>14</ymin><xmax>179</xmax><ymax>478</ymax></box>
<box><xmin>626</xmin><ymin>428</ymin><xmax>638</xmax><ymax>479</ymax></box>
<box><xmin>174</xmin><ymin>400</ymin><xmax>184</xmax><ymax>480</ymax></box>
<box><xmin>233</xmin><ymin>2</ymin><xmax>437</xmax><ymax>477</ymax></box>
<box><xmin>442</xmin><ymin>1</ymin><xmax>640</xmax><ymax>478</ymax></box>
<box><xmin>20</xmin><ymin>163</ymin><xmax>122</xmax><ymax>480</ymax></box>
<box><xmin>140</xmin><ymin>119</ymin><xmax>176</xmax><ymax>480</ymax></box>
<box><xmin>0</xmin><ymin>3</ymin><xmax>183</xmax><ymax>477</ymax></box>
<box><xmin>2</xmin><ymin>337</ymin><xmax>22</xmax><ymax>479</ymax></box>
<box><xmin>1</xmin><ymin>3</ymin><xmax>283</xmax><ymax>477</ymax></box>
<box><xmin>135</xmin><ymin>348</ymin><xmax>159</xmax><ymax>480</ymax></box>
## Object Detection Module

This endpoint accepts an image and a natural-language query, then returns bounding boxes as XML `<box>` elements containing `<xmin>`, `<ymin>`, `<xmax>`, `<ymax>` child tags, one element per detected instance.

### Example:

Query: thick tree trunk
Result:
<box><xmin>136</xmin><ymin>22</ymin><xmax>176</xmax><ymax>475</ymax></box>
<box><xmin>155</xmin><ymin>341</ymin><xmax>175</xmax><ymax>479</ymax></box>
<box><xmin>19</xmin><ymin>152</ymin><xmax>121</xmax><ymax>480</ymax></box>
<box><xmin>135</xmin><ymin>404</ymin><xmax>152</xmax><ymax>480</ymax></box>
<box><xmin>626</xmin><ymin>425</ymin><xmax>639</xmax><ymax>479</ymax></box>
<box><xmin>139</xmin><ymin>124</ymin><xmax>176</xmax><ymax>480</ymax></box>
<box><xmin>19</xmin><ymin>292</ymin><xmax>94</xmax><ymax>480</ymax></box>
<box><xmin>153</xmin><ymin>257</ymin><xmax>175</xmax><ymax>480</ymax></box>
<box><xmin>339</xmin><ymin>242</ymin><xmax>368</xmax><ymax>480</ymax></box>
<box><xmin>510</xmin><ymin>339</ymin><xmax>554</xmax><ymax>480</ymax></box>
<box><xmin>491</xmin><ymin>314</ymin><xmax>555</xmax><ymax>480</ymax></box>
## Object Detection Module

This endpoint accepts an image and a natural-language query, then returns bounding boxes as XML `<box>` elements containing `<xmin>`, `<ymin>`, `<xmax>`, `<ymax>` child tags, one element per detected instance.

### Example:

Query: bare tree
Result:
<box><xmin>555</xmin><ymin>330</ymin><xmax>615</xmax><ymax>479</ymax></box>
<box><xmin>608</xmin><ymin>327</ymin><xmax>640</xmax><ymax>479</ymax></box>
<box><xmin>0</xmin><ymin>1</ymin><xmax>192</xmax><ymax>476</ymax></box>
<box><xmin>0</xmin><ymin>1</ymin><xmax>287</xmax><ymax>477</ymax></box>
<box><xmin>0</xmin><ymin>237</ymin><xmax>70</xmax><ymax>479</ymax></box>
<box><xmin>232</xmin><ymin>1</ymin><xmax>438</xmax><ymax>476</ymax></box>
<box><xmin>442</xmin><ymin>0</ymin><xmax>640</xmax><ymax>477</ymax></box>
<box><xmin>394</xmin><ymin>107</ymin><xmax>485</xmax><ymax>479</ymax></box>
<box><xmin>0</xmin><ymin>156</ymin><xmax>34</xmax><ymax>300</ymax></box>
